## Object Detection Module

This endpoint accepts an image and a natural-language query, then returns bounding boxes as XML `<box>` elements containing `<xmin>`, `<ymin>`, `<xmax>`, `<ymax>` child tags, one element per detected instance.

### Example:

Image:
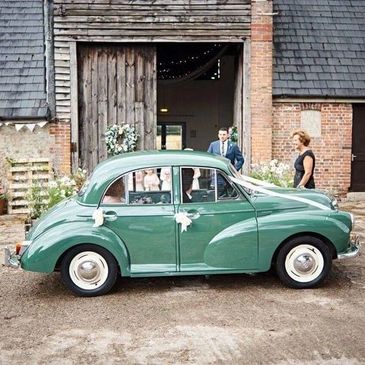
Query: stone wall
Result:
<box><xmin>0</xmin><ymin>121</ymin><xmax>71</xmax><ymax>191</ymax></box>
<box><xmin>0</xmin><ymin>215</ymin><xmax>26</xmax><ymax>249</ymax></box>
<box><xmin>272</xmin><ymin>101</ymin><xmax>352</xmax><ymax>195</ymax></box>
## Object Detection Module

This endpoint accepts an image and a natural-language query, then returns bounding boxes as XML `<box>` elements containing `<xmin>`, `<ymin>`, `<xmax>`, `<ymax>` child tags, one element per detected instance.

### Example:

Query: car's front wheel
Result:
<box><xmin>276</xmin><ymin>236</ymin><xmax>332</xmax><ymax>288</ymax></box>
<box><xmin>61</xmin><ymin>244</ymin><xmax>118</xmax><ymax>297</ymax></box>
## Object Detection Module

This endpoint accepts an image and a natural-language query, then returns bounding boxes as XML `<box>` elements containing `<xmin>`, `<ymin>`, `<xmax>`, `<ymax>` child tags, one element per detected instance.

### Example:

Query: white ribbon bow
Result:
<box><xmin>92</xmin><ymin>208</ymin><xmax>105</xmax><ymax>227</ymax></box>
<box><xmin>174</xmin><ymin>212</ymin><xmax>192</xmax><ymax>232</ymax></box>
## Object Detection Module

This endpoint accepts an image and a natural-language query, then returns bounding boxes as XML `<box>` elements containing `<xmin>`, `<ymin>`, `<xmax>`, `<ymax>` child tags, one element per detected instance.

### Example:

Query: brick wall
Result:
<box><xmin>272</xmin><ymin>102</ymin><xmax>352</xmax><ymax>195</ymax></box>
<box><xmin>49</xmin><ymin>122</ymin><xmax>71</xmax><ymax>175</ymax></box>
<box><xmin>251</xmin><ymin>0</ymin><xmax>273</xmax><ymax>163</ymax></box>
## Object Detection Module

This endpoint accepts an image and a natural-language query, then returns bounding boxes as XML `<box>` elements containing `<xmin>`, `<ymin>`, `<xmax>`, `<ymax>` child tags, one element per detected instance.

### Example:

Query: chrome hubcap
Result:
<box><xmin>293</xmin><ymin>253</ymin><xmax>315</xmax><ymax>273</ymax></box>
<box><xmin>285</xmin><ymin>244</ymin><xmax>324</xmax><ymax>283</ymax></box>
<box><xmin>69</xmin><ymin>251</ymin><xmax>109</xmax><ymax>290</ymax></box>
<box><xmin>77</xmin><ymin>260</ymin><xmax>100</xmax><ymax>281</ymax></box>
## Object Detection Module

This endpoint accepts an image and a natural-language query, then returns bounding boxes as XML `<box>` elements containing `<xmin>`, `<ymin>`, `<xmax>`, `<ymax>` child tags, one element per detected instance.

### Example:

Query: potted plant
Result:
<box><xmin>0</xmin><ymin>184</ymin><xmax>8</xmax><ymax>215</ymax></box>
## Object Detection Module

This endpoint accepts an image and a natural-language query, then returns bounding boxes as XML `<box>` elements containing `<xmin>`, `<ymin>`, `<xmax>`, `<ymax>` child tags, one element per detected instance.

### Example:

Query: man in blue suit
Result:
<box><xmin>207</xmin><ymin>127</ymin><xmax>244</xmax><ymax>170</ymax></box>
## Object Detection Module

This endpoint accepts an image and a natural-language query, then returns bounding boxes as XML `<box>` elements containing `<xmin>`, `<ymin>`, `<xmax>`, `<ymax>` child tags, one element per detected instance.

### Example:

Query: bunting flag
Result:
<box><xmin>26</xmin><ymin>124</ymin><xmax>36</xmax><ymax>132</ymax></box>
<box><xmin>15</xmin><ymin>124</ymin><xmax>24</xmax><ymax>132</ymax></box>
<box><xmin>0</xmin><ymin>121</ymin><xmax>48</xmax><ymax>132</ymax></box>
<box><xmin>37</xmin><ymin>121</ymin><xmax>48</xmax><ymax>128</ymax></box>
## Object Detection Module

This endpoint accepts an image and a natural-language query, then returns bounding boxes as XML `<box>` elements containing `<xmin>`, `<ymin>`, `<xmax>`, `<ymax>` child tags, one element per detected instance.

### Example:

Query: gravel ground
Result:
<box><xmin>0</xmin><ymin>201</ymin><xmax>364</xmax><ymax>365</ymax></box>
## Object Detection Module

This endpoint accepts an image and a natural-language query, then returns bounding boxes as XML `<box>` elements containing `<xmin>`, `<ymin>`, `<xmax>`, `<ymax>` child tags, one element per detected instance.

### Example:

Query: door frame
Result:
<box><xmin>157</xmin><ymin>121</ymin><xmax>187</xmax><ymax>150</ymax></box>
<box><xmin>350</xmin><ymin>104</ymin><xmax>365</xmax><ymax>191</ymax></box>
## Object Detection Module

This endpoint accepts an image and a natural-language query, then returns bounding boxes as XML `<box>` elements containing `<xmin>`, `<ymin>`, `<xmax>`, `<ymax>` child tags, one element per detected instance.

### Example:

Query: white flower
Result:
<box><xmin>269</xmin><ymin>159</ymin><xmax>278</xmax><ymax>167</ymax></box>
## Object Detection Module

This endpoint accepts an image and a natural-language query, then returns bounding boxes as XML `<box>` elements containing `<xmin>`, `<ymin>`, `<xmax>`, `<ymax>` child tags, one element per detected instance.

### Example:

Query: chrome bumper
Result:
<box><xmin>3</xmin><ymin>247</ymin><xmax>20</xmax><ymax>268</ymax></box>
<box><xmin>337</xmin><ymin>234</ymin><xmax>361</xmax><ymax>260</ymax></box>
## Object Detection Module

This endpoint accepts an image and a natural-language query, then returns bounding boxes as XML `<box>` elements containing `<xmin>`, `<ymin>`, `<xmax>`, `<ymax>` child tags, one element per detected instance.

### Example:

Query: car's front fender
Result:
<box><xmin>257</xmin><ymin>210</ymin><xmax>351</xmax><ymax>270</ymax></box>
<box><xmin>21</xmin><ymin>222</ymin><xmax>131</xmax><ymax>276</ymax></box>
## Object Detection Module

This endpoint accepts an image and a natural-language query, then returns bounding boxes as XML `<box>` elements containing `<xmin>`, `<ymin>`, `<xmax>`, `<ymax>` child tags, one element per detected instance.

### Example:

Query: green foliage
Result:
<box><xmin>229</xmin><ymin>126</ymin><xmax>238</xmax><ymax>143</ymax></box>
<box><xmin>26</xmin><ymin>168</ymin><xmax>88</xmax><ymax>219</ymax></box>
<box><xmin>0</xmin><ymin>183</ymin><xmax>7</xmax><ymax>200</ymax></box>
<box><xmin>5</xmin><ymin>157</ymin><xmax>16</xmax><ymax>166</ymax></box>
<box><xmin>250</xmin><ymin>160</ymin><xmax>294</xmax><ymax>188</ymax></box>
<box><xmin>26</xmin><ymin>183</ymin><xmax>48</xmax><ymax>219</ymax></box>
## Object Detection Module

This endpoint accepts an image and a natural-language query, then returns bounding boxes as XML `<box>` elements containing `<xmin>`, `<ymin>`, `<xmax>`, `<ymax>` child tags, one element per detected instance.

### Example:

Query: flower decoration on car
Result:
<box><xmin>105</xmin><ymin>124</ymin><xmax>139</xmax><ymax>156</ymax></box>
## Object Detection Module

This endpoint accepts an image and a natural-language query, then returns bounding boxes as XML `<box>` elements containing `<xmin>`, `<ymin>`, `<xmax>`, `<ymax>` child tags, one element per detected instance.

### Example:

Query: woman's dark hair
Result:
<box><xmin>107</xmin><ymin>178</ymin><xmax>125</xmax><ymax>197</ymax></box>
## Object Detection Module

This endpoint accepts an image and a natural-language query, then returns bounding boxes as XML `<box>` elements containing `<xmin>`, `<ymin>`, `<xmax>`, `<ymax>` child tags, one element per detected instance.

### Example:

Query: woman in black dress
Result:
<box><xmin>292</xmin><ymin>129</ymin><xmax>315</xmax><ymax>189</ymax></box>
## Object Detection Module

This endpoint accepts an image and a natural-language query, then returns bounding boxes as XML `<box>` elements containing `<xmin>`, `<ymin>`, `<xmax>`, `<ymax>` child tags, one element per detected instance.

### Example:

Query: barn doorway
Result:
<box><xmin>156</xmin><ymin>43</ymin><xmax>244</xmax><ymax>152</ymax></box>
<box><xmin>76</xmin><ymin>43</ymin><xmax>245</xmax><ymax>171</ymax></box>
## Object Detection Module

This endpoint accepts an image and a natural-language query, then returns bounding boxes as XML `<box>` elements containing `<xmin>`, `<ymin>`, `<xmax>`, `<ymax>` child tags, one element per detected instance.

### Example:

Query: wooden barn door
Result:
<box><xmin>78</xmin><ymin>44</ymin><xmax>156</xmax><ymax>171</ymax></box>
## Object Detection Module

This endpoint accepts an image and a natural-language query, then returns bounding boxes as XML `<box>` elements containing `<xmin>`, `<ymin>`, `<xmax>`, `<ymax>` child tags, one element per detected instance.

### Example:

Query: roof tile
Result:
<box><xmin>273</xmin><ymin>0</ymin><xmax>365</xmax><ymax>97</ymax></box>
<box><xmin>0</xmin><ymin>0</ymin><xmax>47</xmax><ymax>118</ymax></box>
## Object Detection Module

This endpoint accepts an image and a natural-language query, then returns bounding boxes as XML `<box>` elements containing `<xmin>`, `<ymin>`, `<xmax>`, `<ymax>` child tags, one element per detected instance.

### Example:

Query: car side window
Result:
<box><xmin>102</xmin><ymin>176</ymin><xmax>127</xmax><ymax>204</ymax></box>
<box><xmin>128</xmin><ymin>167</ymin><xmax>172</xmax><ymax>205</ymax></box>
<box><xmin>216</xmin><ymin>172</ymin><xmax>240</xmax><ymax>200</ymax></box>
<box><xmin>180</xmin><ymin>167</ymin><xmax>241</xmax><ymax>203</ymax></box>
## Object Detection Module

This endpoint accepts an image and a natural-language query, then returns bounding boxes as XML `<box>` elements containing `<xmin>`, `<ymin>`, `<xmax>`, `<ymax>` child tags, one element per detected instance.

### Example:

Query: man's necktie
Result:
<box><xmin>221</xmin><ymin>142</ymin><xmax>225</xmax><ymax>156</ymax></box>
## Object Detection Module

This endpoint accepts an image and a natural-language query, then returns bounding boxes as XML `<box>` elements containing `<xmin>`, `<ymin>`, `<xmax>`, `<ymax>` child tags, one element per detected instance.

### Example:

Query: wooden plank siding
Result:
<box><xmin>52</xmin><ymin>0</ymin><xmax>251</xmax><ymax>171</ymax></box>
<box><xmin>77</xmin><ymin>45</ymin><xmax>156</xmax><ymax>171</ymax></box>
<box><xmin>53</xmin><ymin>1</ymin><xmax>251</xmax><ymax>122</ymax></box>
<box><xmin>53</xmin><ymin>0</ymin><xmax>250</xmax><ymax>43</ymax></box>
<box><xmin>53</xmin><ymin>1</ymin><xmax>250</xmax><ymax>122</ymax></box>
<box><xmin>54</xmin><ymin>40</ymin><xmax>71</xmax><ymax>120</ymax></box>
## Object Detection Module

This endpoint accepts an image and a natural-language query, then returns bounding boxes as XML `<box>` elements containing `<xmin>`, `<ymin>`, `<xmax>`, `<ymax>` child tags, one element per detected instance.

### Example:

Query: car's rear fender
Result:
<box><xmin>21</xmin><ymin>222</ymin><xmax>131</xmax><ymax>276</ymax></box>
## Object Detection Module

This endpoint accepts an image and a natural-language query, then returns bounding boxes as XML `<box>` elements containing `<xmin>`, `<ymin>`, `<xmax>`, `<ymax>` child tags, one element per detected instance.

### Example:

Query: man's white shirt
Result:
<box><xmin>220</xmin><ymin>141</ymin><xmax>228</xmax><ymax>156</ymax></box>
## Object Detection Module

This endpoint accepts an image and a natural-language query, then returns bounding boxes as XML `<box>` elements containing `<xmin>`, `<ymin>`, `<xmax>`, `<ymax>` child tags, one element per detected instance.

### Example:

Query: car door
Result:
<box><xmin>101</xmin><ymin>168</ymin><xmax>177</xmax><ymax>274</ymax></box>
<box><xmin>177</xmin><ymin>167</ymin><xmax>258</xmax><ymax>272</ymax></box>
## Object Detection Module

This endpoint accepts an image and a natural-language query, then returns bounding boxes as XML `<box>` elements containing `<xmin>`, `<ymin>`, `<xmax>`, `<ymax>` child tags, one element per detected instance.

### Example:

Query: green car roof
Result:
<box><xmin>78</xmin><ymin>150</ymin><xmax>232</xmax><ymax>205</ymax></box>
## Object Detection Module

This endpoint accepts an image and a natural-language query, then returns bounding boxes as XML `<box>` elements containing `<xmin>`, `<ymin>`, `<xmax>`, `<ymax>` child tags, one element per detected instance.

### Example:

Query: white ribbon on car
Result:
<box><xmin>238</xmin><ymin>174</ymin><xmax>276</xmax><ymax>188</ymax></box>
<box><xmin>230</xmin><ymin>176</ymin><xmax>331</xmax><ymax>211</ymax></box>
<box><xmin>92</xmin><ymin>208</ymin><xmax>105</xmax><ymax>227</ymax></box>
<box><xmin>174</xmin><ymin>212</ymin><xmax>192</xmax><ymax>232</ymax></box>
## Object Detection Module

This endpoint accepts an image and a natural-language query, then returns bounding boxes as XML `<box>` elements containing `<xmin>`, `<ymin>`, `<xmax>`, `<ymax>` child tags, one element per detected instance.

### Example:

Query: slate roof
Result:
<box><xmin>273</xmin><ymin>0</ymin><xmax>365</xmax><ymax>98</ymax></box>
<box><xmin>0</xmin><ymin>0</ymin><xmax>48</xmax><ymax>118</ymax></box>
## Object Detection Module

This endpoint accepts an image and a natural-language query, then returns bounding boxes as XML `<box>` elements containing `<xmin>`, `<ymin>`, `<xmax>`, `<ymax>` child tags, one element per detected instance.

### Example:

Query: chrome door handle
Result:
<box><xmin>352</xmin><ymin>154</ymin><xmax>357</xmax><ymax>161</ymax></box>
<box><xmin>186</xmin><ymin>211</ymin><xmax>200</xmax><ymax>219</ymax></box>
<box><xmin>104</xmin><ymin>211</ymin><xmax>117</xmax><ymax>221</ymax></box>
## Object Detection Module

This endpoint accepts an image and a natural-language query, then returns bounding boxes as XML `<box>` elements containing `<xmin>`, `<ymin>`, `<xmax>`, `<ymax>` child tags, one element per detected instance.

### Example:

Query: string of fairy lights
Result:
<box><xmin>158</xmin><ymin>43</ymin><xmax>224</xmax><ymax>80</ymax></box>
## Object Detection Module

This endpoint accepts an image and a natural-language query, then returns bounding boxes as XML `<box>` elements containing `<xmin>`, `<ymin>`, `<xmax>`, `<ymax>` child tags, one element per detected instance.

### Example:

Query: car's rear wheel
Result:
<box><xmin>276</xmin><ymin>236</ymin><xmax>332</xmax><ymax>288</ymax></box>
<box><xmin>61</xmin><ymin>244</ymin><xmax>118</xmax><ymax>297</ymax></box>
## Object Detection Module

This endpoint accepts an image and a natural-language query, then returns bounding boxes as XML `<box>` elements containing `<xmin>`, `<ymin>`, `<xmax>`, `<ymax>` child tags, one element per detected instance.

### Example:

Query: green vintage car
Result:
<box><xmin>4</xmin><ymin>151</ymin><xmax>360</xmax><ymax>296</ymax></box>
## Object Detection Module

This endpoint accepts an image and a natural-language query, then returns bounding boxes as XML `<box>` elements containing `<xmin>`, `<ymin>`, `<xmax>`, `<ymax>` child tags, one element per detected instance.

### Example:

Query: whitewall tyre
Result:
<box><xmin>276</xmin><ymin>236</ymin><xmax>332</xmax><ymax>288</ymax></box>
<box><xmin>61</xmin><ymin>244</ymin><xmax>118</xmax><ymax>297</ymax></box>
